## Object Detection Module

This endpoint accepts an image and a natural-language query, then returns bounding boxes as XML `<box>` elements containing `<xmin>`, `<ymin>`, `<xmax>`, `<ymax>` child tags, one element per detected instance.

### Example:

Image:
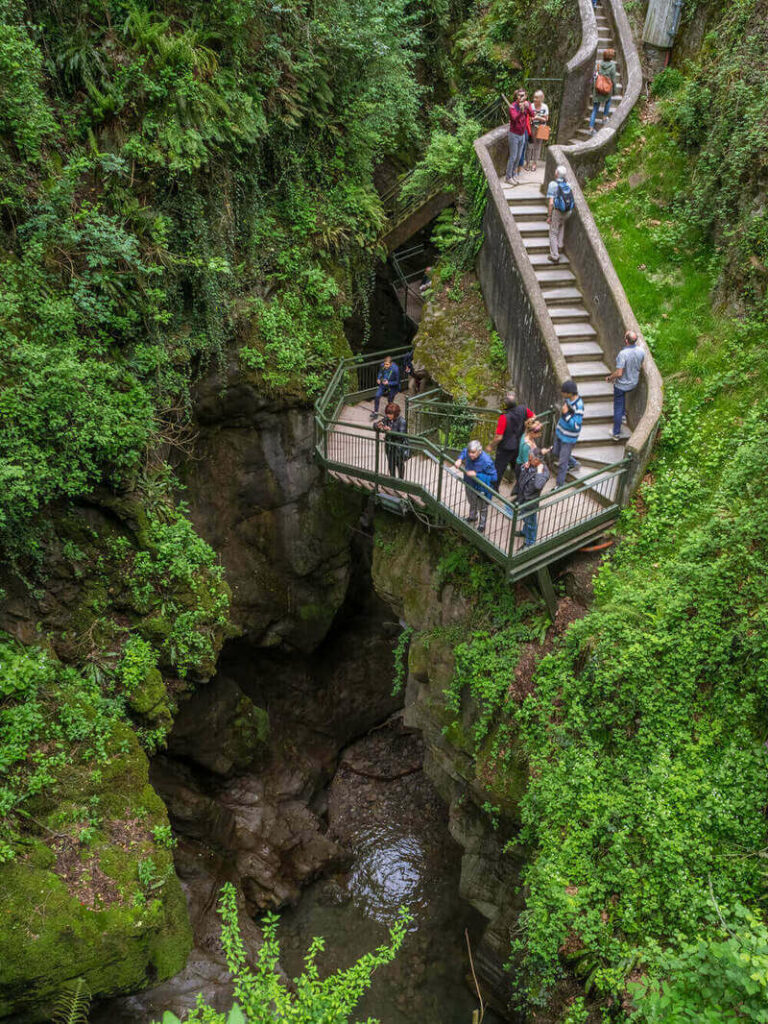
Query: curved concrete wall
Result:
<box><xmin>474</xmin><ymin>0</ymin><xmax>662</xmax><ymax>494</ymax></box>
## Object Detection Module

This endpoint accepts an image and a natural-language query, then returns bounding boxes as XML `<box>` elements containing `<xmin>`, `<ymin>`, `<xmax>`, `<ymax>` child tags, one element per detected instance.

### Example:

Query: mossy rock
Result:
<box><xmin>0</xmin><ymin>725</ymin><xmax>192</xmax><ymax>1020</ymax></box>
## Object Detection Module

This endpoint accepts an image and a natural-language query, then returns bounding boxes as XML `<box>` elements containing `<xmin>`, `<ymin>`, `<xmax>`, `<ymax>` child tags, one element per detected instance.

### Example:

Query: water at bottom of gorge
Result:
<box><xmin>277</xmin><ymin>723</ymin><xmax>502</xmax><ymax>1024</ymax></box>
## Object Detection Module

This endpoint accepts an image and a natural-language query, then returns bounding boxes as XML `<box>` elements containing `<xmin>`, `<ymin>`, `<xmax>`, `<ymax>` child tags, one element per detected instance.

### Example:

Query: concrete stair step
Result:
<box><xmin>548</xmin><ymin>304</ymin><xmax>590</xmax><ymax>321</ymax></box>
<box><xmin>529</xmin><ymin>252</ymin><xmax>570</xmax><ymax>266</ymax></box>
<box><xmin>523</xmin><ymin>235</ymin><xmax>550</xmax><ymax>252</ymax></box>
<box><xmin>579</xmin><ymin>423</ymin><xmax>626</xmax><ymax>443</ymax></box>
<box><xmin>535</xmin><ymin>267</ymin><xmax>576</xmax><ymax>284</ymax></box>
<box><xmin>560</xmin><ymin>340</ymin><xmax>603</xmax><ymax>359</ymax></box>
<box><xmin>517</xmin><ymin>220</ymin><xmax>551</xmax><ymax>235</ymax></box>
<box><xmin>581</xmin><ymin>401</ymin><xmax>615</xmax><ymax>421</ymax></box>
<box><xmin>575</xmin><ymin>442</ymin><xmax>626</xmax><ymax>467</ymax></box>
<box><xmin>578</xmin><ymin>379</ymin><xmax>615</xmax><ymax>398</ymax></box>
<box><xmin>500</xmin><ymin>183</ymin><xmax>545</xmax><ymax>199</ymax></box>
<box><xmin>556</xmin><ymin>323</ymin><xmax>598</xmax><ymax>341</ymax></box>
<box><xmin>541</xmin><ymin>286</ymin><xmax>582</xmax><ymax>305</ymax></box>
<box><xmin>510</xmin><ymin>203</ymin><xmax>549</xmax><ymax>220</ymax></box>
<box><xmin>567</xmin><ymin>359</ymin><xmax>611</xmax><ymax>378</ymax></box>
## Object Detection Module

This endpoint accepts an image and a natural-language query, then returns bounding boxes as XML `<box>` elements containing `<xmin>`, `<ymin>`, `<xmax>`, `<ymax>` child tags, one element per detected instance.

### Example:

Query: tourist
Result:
<box><xmin>371</xmin><ymin>356</ymin><xmax>400</xmax><ymax>418</ymax></box>
<box><xmin>546</xmin><ymin>165</ymin><xmax>575</xmax><ymax>264</ymax></box>
<box><xmin>486</xmin><ymin>391</ymin><xmax>534</xmax><ymax>491</ymax></box>
<box><xmin>516</xmin><ymin>419</ymin><xmax>548</xmax><ymax>485</ymax></box>
<box><xmin>552</xmin><ymin>379</ymin><xmax>583</xmax><ymax>487</ymax></box>
<box><xmin>516</xmin><ymin>447</ymin><xmax>550</xmax><ymax>546</ymax></box>
<box><xmin>526</xmin><ymin>91</ymin><xmax>549</xmax><ymax>172</ymax></box>
<box><xmin>419</xmin><ymin>266</ymin><xmax>433</xmax><ymax>294</ymax></box>
<box><xmin>454</xmin><ymin>440</ymin><xmax>498</xmax><ymax>534</ymax></box>
<box><xmin>589</xmin><ymin>48</ymin><xmax>617</xmax><ymax>133</ymax></box>
<box><xmin>505</xmin><ymin>89</ymin><xmax>532</xmax><ymax>185</ymax></box>
<box><xmin>606</xmin><ymin>330</ymin><xmax>644</xmax><ymax>441</ymax></box>
<box><xmin>404</xmin><ymin>350</ymin><xmax>428</xmax><ymax>395</ymax></box>
<box><xmin>375</xmin><ymin>402</ymin><xmax>408</xmax><ymax>479</ymax></box>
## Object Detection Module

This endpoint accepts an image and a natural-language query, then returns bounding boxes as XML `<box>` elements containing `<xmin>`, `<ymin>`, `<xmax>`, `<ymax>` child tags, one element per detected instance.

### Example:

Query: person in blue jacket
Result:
<box><xmin>454</xmin><ymin>439</ymin><xmax>498</xmax><ymax>533</ymax></box>
<box><xmin>371</xmin><ymin>356</ymin><xmax>401</xmax><ymax>419</ymax></box>
<box><xmin>553</xmin><ymin>378</ymin><xmax>584</xmax><ymax>486</ymax></box>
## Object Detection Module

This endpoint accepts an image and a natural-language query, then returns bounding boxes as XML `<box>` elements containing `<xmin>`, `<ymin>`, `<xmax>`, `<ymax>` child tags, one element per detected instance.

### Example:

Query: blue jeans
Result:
<box><xmin>552</xmin><ymin>437</ymin><xmax>579</xmax><ymax>487</ymax></box>
<box><xmin>589</xmin><ymin>97</ymin><xmax>612</xmax><ymax>129</ymax></box>
<box><xmin>523</xmin><ymin>512</ymin><xmax>538</xmax><ymax>546</ymax></box>
<box><xmin>374</xmin><ymin>384</ymin><xmax>397</xmax><ymax>412</ymax></box>
<box><xmin>613</xmin><ymin>385</ymin><xmax>629</xmax><ymax>436</ymax></box>
<box><xmin>506</xmin><ymin>132</ymin><xmax>526</xmax><ymax>178</ymax></box>
<box><xmin>519</xmin><ymin>134</ymin><xmax>527</xmax><ymax>168</ymax></box>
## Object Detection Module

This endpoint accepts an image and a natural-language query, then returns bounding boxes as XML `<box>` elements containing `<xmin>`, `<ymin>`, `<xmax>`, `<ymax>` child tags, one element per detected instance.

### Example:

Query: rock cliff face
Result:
<box><xmin>371</xmin><ymin>517</ymin><xmax>529</xmax><ymax>1016</ymax></box>
<box><xmin>183</xmin><ymin>355</ymin><xmax>362</xmax><ymax>653</ymax></box>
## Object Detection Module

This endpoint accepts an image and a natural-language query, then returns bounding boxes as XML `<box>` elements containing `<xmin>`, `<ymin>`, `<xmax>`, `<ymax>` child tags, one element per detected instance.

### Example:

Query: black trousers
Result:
<box><xmin>494</xmin><ymin>447</ymin><xmax>518</xmax><ymax>490</ymax></box>
<box><xmin>386</xmin><ymin>447</ymin><xmax>406</xmax><ymax>479</ymax></box>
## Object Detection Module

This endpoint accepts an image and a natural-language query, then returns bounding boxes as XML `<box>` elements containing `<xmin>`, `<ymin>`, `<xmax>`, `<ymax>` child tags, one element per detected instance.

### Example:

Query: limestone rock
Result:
<box><xmin>183</xmin><ymin>354</ymin><xmax>361</xmax><ymax>653</ymax></box>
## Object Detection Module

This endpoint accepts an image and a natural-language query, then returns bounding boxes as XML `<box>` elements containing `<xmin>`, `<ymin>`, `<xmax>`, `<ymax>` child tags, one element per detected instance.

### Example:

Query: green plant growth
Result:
<box><xmin>391</xmin><ymin>626</ymin><xmax>413</xmax><ymax>695</ymax></box>
<box><xmin>500</xmin><ymin>96</ymin><xmax>768</xmax><ymax>1013</ymax></box>
<box><xmin>50</xmin><ymin>979</ymin><xmax>91</xmax><ymax>1024</ymax></box>
<box><xmin>154</xmin><ymin>883</ymin><xmax>412</xmax><ymax>1024</ymax></box>
<box><xmin>629</xmin><ymin>905</ymin><xmax>768</xmax><ymax>1024</ymax></box>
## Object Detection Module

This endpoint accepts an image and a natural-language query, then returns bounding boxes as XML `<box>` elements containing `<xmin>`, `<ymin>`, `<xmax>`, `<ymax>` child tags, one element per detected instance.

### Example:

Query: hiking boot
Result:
<box><xmin>477</xmin><ymin>523</ymin><xmax>486</xmax><ymax>533</ymax></box>
<box><xmin>610</xmin><ymin>432</ymin><xmax>622</xmax><ymax>442</ymax></box>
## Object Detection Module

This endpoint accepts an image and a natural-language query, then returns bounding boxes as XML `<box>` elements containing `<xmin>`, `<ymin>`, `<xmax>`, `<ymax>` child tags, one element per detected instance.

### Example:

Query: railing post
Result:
<box><xmin>437</xmin><ymin>456</ymin><xmax>444</xmax><ymax>507</ymax></box>
<box><xmin>508</xmin><ymin>504</ymin><xmax>518</xmax><ymax>563</ymax></box>
<box><xmin>374</xmin><ymin>427</ymin><xmax>381</xmax><ymax>496</ymax></box>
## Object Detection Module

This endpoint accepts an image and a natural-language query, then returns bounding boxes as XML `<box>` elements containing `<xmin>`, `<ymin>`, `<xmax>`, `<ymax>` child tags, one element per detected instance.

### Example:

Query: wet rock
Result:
<box><xmin>182</xmin><ymin>353</ymin><xmax>362</xmax><ymax>653</ymax></box>
<box><xmin>168</xmin><ymin>675</ymin><xmax>269</xmax><ymax>777</ymax></box>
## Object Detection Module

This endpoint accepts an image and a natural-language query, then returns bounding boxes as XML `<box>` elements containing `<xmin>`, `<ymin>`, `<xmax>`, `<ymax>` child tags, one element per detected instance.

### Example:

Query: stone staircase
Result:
<box><xmin>497</xmin><ymin>1</ymin><xmax>628</xmax><ymax>479</ymax></box>
<box><xmin>567</xmin><ymin>1</ymin><xmax>624</xmax><ymax>144</ymax></box>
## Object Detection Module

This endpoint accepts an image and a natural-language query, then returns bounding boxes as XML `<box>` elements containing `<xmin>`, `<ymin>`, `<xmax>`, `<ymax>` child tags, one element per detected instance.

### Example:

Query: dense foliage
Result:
<box><xmin>508</xmin><ymin>98</ymin><xmax>768</xmax><ymax>1012</ymax></box>
<box><xmin>0</xmin><ymin>0</ymin><xmax>459</xmax><ymax>550</ymax></box>
<box><xmin>157</xmin><ymin>884</ymin><xmax>411</xmax><ymax>1024</ymax></box>
<box><xmin>660</xmin><ymin>0</ymin><xmax>768</xmax><ymax>305</ymax></box>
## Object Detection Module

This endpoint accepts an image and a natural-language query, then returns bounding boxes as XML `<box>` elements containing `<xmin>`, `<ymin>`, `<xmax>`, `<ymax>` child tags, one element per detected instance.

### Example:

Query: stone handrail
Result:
<box><xmin>558</xmin><ymin>0</ymin><xmax>598</xmax><ymax>144</ymax></box>
<box><xmin>474</xmin><ymin>0</ymin><xmax>662</xmax><ymax>495</ymax></box>
<box><xmin>559</xmin><ymin>0</ymin><xmax>644</xmax><ymax>178</ymax></box>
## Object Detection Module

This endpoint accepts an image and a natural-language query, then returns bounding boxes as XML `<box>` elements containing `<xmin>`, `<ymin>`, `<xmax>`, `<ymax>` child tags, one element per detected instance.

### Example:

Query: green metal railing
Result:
<box><xmin>315</xmin><ymin>351</ymin><xmax>632</xmax><ymax>581</ymax></box>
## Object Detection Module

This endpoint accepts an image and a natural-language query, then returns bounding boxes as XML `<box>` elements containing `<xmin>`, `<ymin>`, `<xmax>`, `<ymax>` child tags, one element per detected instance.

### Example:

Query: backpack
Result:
<box><xmin>554</xmin><ymin>181</ymin><xmax>575</xmax><ymax>213</ymax></box>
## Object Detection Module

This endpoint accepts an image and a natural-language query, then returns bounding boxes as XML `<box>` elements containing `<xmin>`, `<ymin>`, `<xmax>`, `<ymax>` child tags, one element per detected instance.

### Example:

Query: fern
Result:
<box><xmin>51</xmin><ymin>979</ymin><xmax>91</xmax><ymax>1024</ymax></box>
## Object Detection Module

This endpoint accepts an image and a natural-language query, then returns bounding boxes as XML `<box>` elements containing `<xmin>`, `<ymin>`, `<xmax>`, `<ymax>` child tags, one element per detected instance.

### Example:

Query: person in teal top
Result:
<box><xmin>515</xmin><ymin>420</ymin><xmax>546</xmax><ymax>487</ymax></box>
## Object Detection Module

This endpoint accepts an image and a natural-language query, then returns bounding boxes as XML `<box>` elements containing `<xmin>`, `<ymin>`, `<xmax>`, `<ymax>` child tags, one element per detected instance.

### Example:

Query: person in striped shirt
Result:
<box><xmin>552</xmin><ymin>379</ymin><xmax>583</xmax><ymax>487</ymax></box>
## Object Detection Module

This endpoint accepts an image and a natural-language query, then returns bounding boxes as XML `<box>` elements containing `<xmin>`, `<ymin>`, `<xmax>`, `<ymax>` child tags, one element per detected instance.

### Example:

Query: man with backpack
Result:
<box><xmin>546</xmin><ymin>165</ymin><xmax>575</xmax><ymax>264</ymax></box>
<box><xmin>486</xmin><ymin>391</ymin><xmax>534</xmax><ymax>492</ymax></box>
<box><xmin>370</xmin><ymin>355</ymin><xmax>401</xmax><ymax>419</ymax></box>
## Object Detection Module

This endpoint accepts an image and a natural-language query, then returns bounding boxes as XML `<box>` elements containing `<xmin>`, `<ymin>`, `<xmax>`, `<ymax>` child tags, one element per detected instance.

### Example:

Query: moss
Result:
<box><xmin>127</xmin><ymin>666</ymin><xmax>170</xmax><ymax>722</ymax></box>
<box><xmin>414</xmin><ymin>271</ymin><xmax>506</xmax><ymax>404</ymax></box>
<box><xmin>0</xmin><ymin>725</ymin><xmax>191</xmax><ymax>1020</ymax></box>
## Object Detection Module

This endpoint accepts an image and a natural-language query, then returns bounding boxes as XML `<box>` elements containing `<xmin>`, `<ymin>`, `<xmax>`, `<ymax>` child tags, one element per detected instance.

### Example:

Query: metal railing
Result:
<box><xmin>315</xmin><ymin>352</ymin><xmax>632</xmax><ymax>580</ymax></box>
<box><xmin>390</xmin><ymin>244</ymin><xmax>428</xmax><ymax>327</ymax></box>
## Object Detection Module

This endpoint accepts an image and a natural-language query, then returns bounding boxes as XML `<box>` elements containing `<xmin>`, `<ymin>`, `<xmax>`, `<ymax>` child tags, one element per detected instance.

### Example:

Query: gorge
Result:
<box><xmin>2</xmin><ymin>0</ymin><xmax>768</xmax><ymax>1022</ymax></box>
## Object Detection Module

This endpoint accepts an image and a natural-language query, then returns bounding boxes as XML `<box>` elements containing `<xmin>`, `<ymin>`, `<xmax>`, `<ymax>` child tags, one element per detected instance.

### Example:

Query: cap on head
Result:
<box><xmin>468</xmin><ymin>440</ymin><xmax>482</xmax><ymax>453</ymax></box>
<box><xmin>561</xmin><ymin>378</ymin><xmax>578</xmax><ymax>396</ymax></box>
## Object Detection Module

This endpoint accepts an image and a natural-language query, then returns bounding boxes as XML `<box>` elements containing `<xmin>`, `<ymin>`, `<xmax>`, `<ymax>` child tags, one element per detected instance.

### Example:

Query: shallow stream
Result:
<box><xmin>277</xmin><ymin>724</ymin><xmax>500</xmax><ymax>1024</ymax></box>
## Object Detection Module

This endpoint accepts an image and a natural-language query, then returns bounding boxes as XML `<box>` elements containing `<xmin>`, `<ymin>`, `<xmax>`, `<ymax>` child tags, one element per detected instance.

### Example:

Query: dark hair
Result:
<box><xmin>604</xmin><ymin>48</ymin><xmax>616</xmax><ymax>60</ymax></box>
<box><xmin>385</xmin><ymin>402</ymin><xmax>401</xmax><ymax>416</ymax></box>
